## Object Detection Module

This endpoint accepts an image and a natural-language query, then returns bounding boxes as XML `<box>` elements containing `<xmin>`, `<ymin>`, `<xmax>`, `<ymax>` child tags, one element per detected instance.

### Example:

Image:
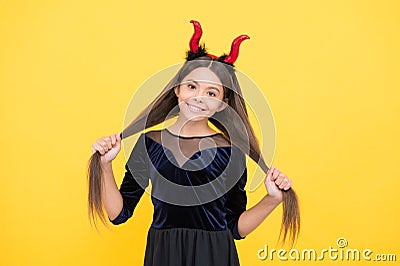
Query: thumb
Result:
<box><xmin>266</xmin><ymin>165</ymin><xmax>274</xmax><ymax>183</ymax></box>
<box><xmin>116</xmin><ymin>132</ymin><xmax>121</xmax><ymax>143</ymax></box>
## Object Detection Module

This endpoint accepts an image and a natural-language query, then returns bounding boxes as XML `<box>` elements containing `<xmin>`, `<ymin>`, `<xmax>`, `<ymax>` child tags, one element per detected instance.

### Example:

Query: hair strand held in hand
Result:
<box><xmin>87</xmin><ymin>152</ymin><xmax>110</xmax><ymax>232</ymax></box>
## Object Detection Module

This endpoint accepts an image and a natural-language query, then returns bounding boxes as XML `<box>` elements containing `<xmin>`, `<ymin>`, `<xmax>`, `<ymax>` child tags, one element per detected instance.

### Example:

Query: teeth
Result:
<box><xmin>187</xmin><ymin>104</ymin><xmax>204</xmax><ymax>112</ymax></box>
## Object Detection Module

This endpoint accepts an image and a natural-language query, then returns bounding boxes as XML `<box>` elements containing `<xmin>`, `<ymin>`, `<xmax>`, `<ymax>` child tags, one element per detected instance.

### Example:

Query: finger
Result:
<box><xmin>96</xmin><ymin>138</ymin><xmax>109</xmax><ymax>152</ymax></box>
<box><xmin>266</xmin><ymin>165</ymin><xmax>274</xmax><ymax>182</ymax></box>
<box><xmin>275</xmin><ymin>173</ymin><xmax>286</xmax><ymax>186</ymax></box>
<box><xmin>94</xmin><ymin>143</ymin><xmax>106</xmax><ymax>155</ymax></box>
<box><xmin>110</xmin><ymin>134</ymin><xmax>116</xmax><ymax>146</ymax></box>
<box><xmin>98</xmin><ymin>140</ymin><xmax>109</xmax><ymax>152</ymax></box>
<box><xmin>278</xmin><ymin>177</ymin><xmax>289</xmax><ymax>189</ymax></box>
<box><xmin>283</xmin><ymin>181</ymin><xmax>292</xmax><ymax>190</ymax></box>
<box><xmin>271</xmin><ymin>168</ymin><xmax>280</xmax><ymax>181</ymax></box>
<box><xmin>97</xmin><ymin>137</ymin><xmax>107</xmax><ymax>146</ymax></box>
<box><xmin>103</xmin><ymin>137</ymin><xmax>112</xmax><ymax>149</ymax></box>
<box><xmin>280</xmin><ymin>180</ymin><xmax>291</xmax><ymax>190</ymax></box>
<box><xmin>116</xmin><ymin>132</ymin><xmax>121</xmax><ymax>142</ymax></box>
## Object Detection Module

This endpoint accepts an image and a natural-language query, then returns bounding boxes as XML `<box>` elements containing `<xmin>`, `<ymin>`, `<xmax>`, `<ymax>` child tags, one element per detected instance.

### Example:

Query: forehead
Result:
<box><xmin>182</xmin><ymin>67</ymin><xmax>222</xmax><ymax>86</ymax></box>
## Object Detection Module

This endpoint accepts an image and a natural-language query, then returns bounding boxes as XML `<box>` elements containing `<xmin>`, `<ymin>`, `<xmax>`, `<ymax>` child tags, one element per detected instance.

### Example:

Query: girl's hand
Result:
<box><xmin>91</xmin><ymin>132</ymin><xmax>121</xmax><ymax>164</ymax></box>
<box><xmin>264</xmin><ymin>165</ymin><xmax>293</xmax><ymax>203</ymax></box>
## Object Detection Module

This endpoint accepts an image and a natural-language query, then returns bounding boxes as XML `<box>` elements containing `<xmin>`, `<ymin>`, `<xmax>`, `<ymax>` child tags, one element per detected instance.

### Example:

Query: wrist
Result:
<box><xmin>264</xmin><ymin>194</ymin><xmax>282</xmax><ymax>206</ymax></box>
<box><xmin>101</xmin><ymin>160</ymin><xmax>113</xmax><ymax>169</ymax></box>
<box><xmin>100</xmin><ymin>155</ymin><xmax>112</xmax><ymax>164</ymax></box>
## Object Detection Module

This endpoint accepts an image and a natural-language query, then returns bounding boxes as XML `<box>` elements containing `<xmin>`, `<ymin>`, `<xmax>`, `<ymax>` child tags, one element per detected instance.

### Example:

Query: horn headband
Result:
<box><xmin>186</xmin><ymin>20</ymin><xmax>250</xmax><ymax>66</ymax></box>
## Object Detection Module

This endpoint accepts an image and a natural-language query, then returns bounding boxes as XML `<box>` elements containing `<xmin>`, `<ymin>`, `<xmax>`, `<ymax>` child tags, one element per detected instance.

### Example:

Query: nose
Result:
<box><xmin>193</xmin><ymin>90</ymin><xmax>205</xmax><ymax>103</ymax></box>
<box><xmin>193</xmin><ymin>96</ymin><xmax>203</xmax><ymax>103</ymax></box>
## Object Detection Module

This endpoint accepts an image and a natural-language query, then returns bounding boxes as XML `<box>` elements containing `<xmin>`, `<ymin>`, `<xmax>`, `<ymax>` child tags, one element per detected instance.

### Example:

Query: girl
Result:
<box><xmin>88</xmin><ymin>20</ymin><xmax>299</xmax><ymax>266</ymax></box>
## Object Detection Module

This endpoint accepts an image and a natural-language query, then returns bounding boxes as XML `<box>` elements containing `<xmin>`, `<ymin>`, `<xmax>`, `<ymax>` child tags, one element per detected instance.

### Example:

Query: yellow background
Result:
<box><xmin>1</xmin><ymin>0</ymin><xmax>399</xmax><ymax>265</ymax></box>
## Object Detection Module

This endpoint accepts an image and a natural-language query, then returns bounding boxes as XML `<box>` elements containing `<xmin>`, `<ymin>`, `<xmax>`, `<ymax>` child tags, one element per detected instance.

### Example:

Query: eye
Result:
<box><xmin>208</xmin><ymin>91</ymin><xmax>216</xmax><ymax>97</ymax></box>
<box><xmin>187</xmin><ymin>83</ymin><xmax>196</xmax><ymax>89</ymax></box>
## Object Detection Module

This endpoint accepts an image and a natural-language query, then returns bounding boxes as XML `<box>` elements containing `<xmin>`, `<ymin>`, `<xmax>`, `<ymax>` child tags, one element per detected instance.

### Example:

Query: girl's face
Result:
<box><xmin>174</xmin><ymin>67</ymin><xmax>228</xmax><ymax>121</ymax></box>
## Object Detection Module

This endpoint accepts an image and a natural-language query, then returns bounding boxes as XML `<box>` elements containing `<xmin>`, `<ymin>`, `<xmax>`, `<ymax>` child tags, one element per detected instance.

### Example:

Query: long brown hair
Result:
<box><xmin>87</xmin><ymin>57</ymin><xmax>300</xmax><ymax>245</ymax></box>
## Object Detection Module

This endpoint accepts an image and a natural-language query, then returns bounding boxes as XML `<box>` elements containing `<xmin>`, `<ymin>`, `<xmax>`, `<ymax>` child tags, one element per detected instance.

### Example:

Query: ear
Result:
<box><xmin>174</xmin><ymin>86</ymin><xmax>179</xmax><ymax>97</ymax></box>
<box><xmin>216</xmin><ymin>98</ymin><xmax>229</xmax><ymax>112</ymax></box>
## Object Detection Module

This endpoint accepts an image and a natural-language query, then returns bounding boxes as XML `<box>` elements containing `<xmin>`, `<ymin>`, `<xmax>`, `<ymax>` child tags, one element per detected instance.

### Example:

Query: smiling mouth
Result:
<box><xmin>186</xmin><ymin>102</ymin><xmax>206</xmax><ymax>112</ymax></box>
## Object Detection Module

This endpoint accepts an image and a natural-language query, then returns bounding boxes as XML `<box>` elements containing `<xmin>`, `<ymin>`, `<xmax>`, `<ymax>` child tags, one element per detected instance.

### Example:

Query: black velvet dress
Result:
<box><xmin>109</xmin><ymin>128</ymin><xmax>248</xmax><ymax>266</ymax></box>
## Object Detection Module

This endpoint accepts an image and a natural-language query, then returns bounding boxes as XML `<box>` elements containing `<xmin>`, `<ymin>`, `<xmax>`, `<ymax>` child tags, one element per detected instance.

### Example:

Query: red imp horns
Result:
<box><xmin>188</xmin><ymin>20</ymin><xmax>250</xmax><ymax>65</ymax></box>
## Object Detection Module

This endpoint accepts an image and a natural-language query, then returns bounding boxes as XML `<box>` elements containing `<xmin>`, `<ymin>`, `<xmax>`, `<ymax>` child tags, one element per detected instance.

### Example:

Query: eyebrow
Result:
<box><xmin>186</xmin><ymin>79</ymin><xmax>221</xmax><ymax>93</ymax></box>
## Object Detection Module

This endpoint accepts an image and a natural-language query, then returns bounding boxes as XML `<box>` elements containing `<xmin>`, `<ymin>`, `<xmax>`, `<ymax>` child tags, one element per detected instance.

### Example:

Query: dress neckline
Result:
<box><xmin>143</xmin><ymin>133</ymin><xmax>232</xmax><ymax>168</ymax></box>
<box><xmin>164</xmin><ymin>128</ymin><xmax>221</xmax><ymax>139</ymax></box>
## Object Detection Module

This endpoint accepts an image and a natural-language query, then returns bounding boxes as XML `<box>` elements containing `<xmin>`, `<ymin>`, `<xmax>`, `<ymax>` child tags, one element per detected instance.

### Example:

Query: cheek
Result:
<box><xmin>177</xmin><ymin>90</ymin><xmax>192</xmax><ymax>101</ymax></box>
<box><xmin>206</xmin><ymin>98</ymin><xmax>224</xmax><ymax>109</ymax></box>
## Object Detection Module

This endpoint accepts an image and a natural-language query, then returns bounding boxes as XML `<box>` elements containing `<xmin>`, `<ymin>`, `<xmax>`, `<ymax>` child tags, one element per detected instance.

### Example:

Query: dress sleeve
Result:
<box><xmin>109</xmin><ymin>133</ymin><xmax>149</xmax><ymax>225</ymax></box>
<box><xmin>225</xmin><ymin>149</ymin><xmax>247</xmax><ymax>240</ymax></box>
